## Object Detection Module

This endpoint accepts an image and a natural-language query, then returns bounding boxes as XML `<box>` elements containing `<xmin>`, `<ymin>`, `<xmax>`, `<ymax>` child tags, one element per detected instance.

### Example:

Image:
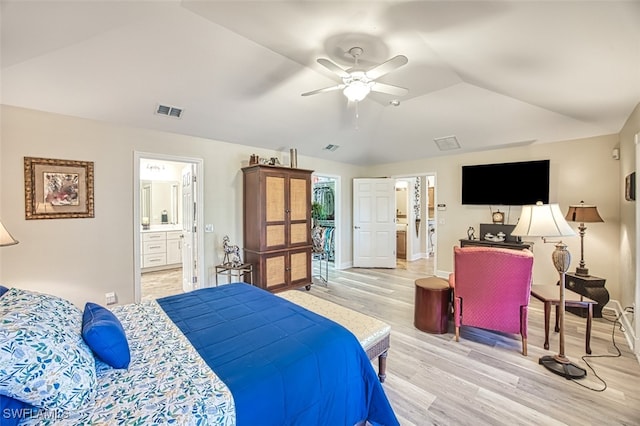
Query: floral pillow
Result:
<box><xmin>0</xmin><ymin>288</ymin><xmax>97</xmax><ymax>411</ymax></box>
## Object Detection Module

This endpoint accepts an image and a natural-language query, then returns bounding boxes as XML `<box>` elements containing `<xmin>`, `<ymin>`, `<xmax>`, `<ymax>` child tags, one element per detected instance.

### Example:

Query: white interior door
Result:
<box><xmin>353</xmin><ymin>178</ymin><xmax>396</xmax><ymax>268</ymax></box>
<box><xmin>181</xmin><ymin>164</ymin><xmax>197</xmax><ymax>292</ymax></box>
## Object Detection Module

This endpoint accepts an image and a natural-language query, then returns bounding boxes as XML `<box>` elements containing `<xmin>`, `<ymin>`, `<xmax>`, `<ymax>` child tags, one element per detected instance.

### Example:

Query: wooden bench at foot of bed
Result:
<box><xmin>277</xmin><ymin>290</ymin><xmax>391</xmax><ymax>383</ymax></box>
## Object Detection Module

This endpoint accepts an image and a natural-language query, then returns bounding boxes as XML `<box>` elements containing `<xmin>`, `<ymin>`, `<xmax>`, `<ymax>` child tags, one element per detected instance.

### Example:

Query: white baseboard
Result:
<box><xmin>605</xmin><ymin>299</ymin><xmax>639</xmax><ymax>362</ymax></box>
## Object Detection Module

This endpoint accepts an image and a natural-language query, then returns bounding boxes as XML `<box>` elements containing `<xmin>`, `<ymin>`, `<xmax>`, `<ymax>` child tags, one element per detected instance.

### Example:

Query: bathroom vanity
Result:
<box><xmin>141</xmin><ymin>227</ymin><xmax>182</xmax><ymax>271</ymax></box>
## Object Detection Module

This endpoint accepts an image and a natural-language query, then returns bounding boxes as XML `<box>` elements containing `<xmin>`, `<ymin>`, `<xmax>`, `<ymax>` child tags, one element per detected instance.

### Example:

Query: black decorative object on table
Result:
<box><xmin>563</xmin><ymin>273</ymin><xmax>608</xmax><ymax>318</ymax></box>
<box><xmin>467</xmin><ymin>226</ymin><xmax>475</xmax><ymax>240</ymax></box>
<box><xmin>460</xmin><ymin>239</ymin><xmax>533</xmax><ymax>251</ymax></box>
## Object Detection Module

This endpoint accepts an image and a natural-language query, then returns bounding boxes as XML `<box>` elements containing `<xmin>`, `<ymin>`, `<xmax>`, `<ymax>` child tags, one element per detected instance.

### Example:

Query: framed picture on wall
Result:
<box><xmin>24</xmin><ymin>157</ymin><xmax>95</xmax><ymax>219</ymax></box>
<box><xmin>625</xmin><ymin>171</ymin><xmax>635</xmax><ymax>202</ymax></box>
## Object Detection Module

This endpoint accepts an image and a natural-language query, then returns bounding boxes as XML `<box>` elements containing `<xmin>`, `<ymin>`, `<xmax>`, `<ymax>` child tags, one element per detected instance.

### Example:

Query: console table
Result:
<box><xmin>215</xmin><ymin>263</ymin><xmax>254</xmax><ymax>286</ymax></box>
<box><xmin>459</xmin><ymin>239</ymin><xmax>533</xmax><ymax>251</ymax></box>
<box><xmin>563</xmin><ymin>273</ymin><xmax>608</xmax><ymax>318</ymax></box>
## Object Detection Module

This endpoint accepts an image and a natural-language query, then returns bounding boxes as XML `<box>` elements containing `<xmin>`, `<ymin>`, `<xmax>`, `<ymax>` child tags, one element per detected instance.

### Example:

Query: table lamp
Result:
<box><xmin>0</xmin><ymin>220</ymin><xmax>19</xmax><ymax>247</ymax></box>
<box><xmin>512</xmin><ymin>202</ymin><xmax>586</xmax><ymax>379</ymax></box>
<box><xmin>565</xmin><ymin>201</ymin><xmax>603</xmax><ymax>276</ymax></box>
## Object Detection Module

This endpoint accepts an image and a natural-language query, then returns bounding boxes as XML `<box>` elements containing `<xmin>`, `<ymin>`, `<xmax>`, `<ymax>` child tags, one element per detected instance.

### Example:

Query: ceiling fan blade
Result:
<box><xmin>371</xmin><ymin>82</ymin><xmax>409</xmax><ymax>97</ymax></box>
<box><xmin>301</xmin><ymin>84</ymin><xmax>345</xmax><ymax>97</ymax></box>
<box><xmin>365</xmin><ymin>55</ymin><xmax>408</xmax><ymax>80</ymax></box>
<box><xmin>317</xmin><ymin>58</ymin><xmax>350</xmax><ymax>78</ymax></box>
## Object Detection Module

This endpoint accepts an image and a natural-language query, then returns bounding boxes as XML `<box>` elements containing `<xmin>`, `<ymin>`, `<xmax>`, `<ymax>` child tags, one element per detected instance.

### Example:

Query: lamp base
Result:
<box><xmin>539</xmin><ymin>355</ymin><xmax>587</xmax><ymax>380</ymax></box>
<box><xmin>575</xmin><ymin>266</ymin><xmax>590</xmax><ymax>276</ymax></box>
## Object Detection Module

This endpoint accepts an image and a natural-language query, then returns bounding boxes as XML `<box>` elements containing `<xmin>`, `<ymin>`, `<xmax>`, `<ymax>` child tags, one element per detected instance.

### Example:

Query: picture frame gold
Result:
<box><xmin>24</xmin><ymin>157</ymin><xmax>95</xmax><ymax>220</ymax></box>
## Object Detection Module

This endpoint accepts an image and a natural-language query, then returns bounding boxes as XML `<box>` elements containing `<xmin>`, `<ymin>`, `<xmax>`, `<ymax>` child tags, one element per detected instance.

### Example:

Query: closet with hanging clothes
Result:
<box><xmin>312</xmin><ymin>180</ymin><xmax>335</xmax><ymax>262</ymax></box>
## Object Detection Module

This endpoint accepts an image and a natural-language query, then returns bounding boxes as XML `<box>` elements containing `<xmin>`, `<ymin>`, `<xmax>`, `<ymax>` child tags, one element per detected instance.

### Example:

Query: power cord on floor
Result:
<box><xmin>569</xmin><ymin>307</ymin><xmax>632</xmax><ymax>391</ymax></box>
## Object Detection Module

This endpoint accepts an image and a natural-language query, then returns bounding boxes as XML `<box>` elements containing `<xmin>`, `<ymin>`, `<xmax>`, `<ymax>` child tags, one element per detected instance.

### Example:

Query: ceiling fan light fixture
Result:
<box><xmin>343</xmin><ymin>81</ymin><xmax>371</xmax><ymax>102</ymax></box>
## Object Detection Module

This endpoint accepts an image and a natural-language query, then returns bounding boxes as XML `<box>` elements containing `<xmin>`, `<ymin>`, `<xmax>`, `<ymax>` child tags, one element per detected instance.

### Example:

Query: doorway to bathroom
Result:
<box><xmin>133</xmin><ymin>152</ymin><xmax>204</xmax><ymax>302</ymax></box>
<box><xmin>394</xmin><ymin>174</ymin><xmax>436</xmax><ymax>275</ymax></box>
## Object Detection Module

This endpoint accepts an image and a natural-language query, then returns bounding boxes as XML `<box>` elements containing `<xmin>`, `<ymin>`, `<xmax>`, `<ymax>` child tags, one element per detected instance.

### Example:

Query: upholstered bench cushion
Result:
<box><xmin>277</xmin><ymin>290</ymin><xmax>390</xmax><ymax>351</ymax></box>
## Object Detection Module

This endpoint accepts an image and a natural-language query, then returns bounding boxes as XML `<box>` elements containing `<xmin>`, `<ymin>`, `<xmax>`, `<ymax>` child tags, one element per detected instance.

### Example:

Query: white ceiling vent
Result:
<box><xmin>155</xmin><ymin>104</ymin><xmax>183</xmax><ymax>119</ymax></box>
<box><xmin>434</xmin><ymin>135</ymin><xmax>460</xmax><ymax>151</ymax></box>
<box><xmin>323</xmin><ymin>144</ymin><xmax>339</xmax><ymax>152</ymax></box>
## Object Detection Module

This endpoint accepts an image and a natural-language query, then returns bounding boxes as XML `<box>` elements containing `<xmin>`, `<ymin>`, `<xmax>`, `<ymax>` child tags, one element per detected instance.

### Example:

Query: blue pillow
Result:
<box><xmin>82</xmin><ymin>302</ymin><xmax>131</xmax><ymax>369</ymax></box>
<box><xmin>0</xmin><ymin>394</ymin><xmax>32</xmax><ymax>426</ymax></box>
<box><xmin>0</xmin><ymin>285</ymin><xmax>8</xmax><ymax>297</ymax></box>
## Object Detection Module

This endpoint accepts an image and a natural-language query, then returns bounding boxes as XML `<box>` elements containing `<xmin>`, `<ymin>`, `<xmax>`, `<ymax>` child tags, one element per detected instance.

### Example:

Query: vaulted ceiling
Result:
<box><xmin>2</xmin><ymin>1</ymin><xmax>639</xmax><ymax>165</ymax></box>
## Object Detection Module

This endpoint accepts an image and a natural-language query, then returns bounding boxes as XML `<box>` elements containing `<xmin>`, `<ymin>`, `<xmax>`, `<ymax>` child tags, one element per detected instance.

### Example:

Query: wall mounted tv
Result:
<box><xmin>461</xmin><ymin>160</ymin><xmax>550</xmax><ymax>205</ymax></box>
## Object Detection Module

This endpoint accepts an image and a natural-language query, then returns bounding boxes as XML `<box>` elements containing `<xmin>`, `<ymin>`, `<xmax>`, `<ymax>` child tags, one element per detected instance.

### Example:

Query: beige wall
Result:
<box><xmin>0</xmin><ymin>104</ymin><xmax>632</xmax><ymax>315</ymax></box>
<box><xmin>365</xmin><ymin>135</ymin><xmax>622</xmax><ymax>301</ymax></box>
<box><xmin>0</xmin><ymin>105</ymin><xmax>363</xmax><ymax>307</ymax></box>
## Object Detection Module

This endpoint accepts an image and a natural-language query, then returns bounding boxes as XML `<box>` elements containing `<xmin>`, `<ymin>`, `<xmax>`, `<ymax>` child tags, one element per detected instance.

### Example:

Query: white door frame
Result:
<box><xmin>133</xmin><ymin>151</ymin><xmax>205</xmax><ymax>302</ymax></box>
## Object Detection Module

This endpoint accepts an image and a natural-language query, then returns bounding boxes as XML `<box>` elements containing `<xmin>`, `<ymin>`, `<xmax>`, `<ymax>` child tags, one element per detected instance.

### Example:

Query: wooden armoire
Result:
<box><xmin>242</xmin><ymin>164</ymin><xmax>313</xmax><ymax>292</ymax></box>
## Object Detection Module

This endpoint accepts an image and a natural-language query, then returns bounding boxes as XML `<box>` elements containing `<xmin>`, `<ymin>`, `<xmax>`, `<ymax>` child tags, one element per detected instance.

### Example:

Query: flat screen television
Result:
<box><xmin>461</xmin><ymin>160</ymin><xmax>550</xmax><ymax>205</ymax></box>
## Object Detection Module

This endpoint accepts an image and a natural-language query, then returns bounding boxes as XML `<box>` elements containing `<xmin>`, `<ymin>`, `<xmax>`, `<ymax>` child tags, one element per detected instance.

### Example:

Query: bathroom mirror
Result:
<box><xmin>140</xmin><ymin>180</ymin><xmax>180</xmax><ymax>226</ymax></box>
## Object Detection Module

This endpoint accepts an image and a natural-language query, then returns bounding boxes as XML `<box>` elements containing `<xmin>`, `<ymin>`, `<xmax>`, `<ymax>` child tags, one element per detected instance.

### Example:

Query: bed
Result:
<box><xmin>0</xmin><ymin>283</ymin><xmax>398</xmax><ymax>425</ymax></box>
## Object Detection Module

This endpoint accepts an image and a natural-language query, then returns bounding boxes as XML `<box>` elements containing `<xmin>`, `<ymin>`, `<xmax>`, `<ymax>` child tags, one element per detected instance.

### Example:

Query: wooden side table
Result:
<box><xmin>564</xmin><ymin>273</ymin><xmax>608</xmax><ymax>318</ymax></box>
<box><xmin>531</xmin><ymin>284</ymin><xmax>596</xmax><ymax>354</ymax></box>
<box><xmin>414</xmin><ymin>277</ymin><xmax>451</xmax><ymax>334</ymax></box>
<box><xmin>215</xmin><ymin>263</ymin><xmax>254</xmax><ymax>286</ymax></box>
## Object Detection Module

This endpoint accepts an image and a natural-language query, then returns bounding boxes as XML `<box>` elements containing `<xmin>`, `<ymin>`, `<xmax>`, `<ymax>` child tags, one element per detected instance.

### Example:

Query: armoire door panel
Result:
<box><xmin>290</xmin><ymin>251</ymin><xmax>308</xmax><ymax>282</ymax></box>
<box><xmin>266</xmin><ymin>176</ymin><xmax>285</xmax><ymax>222</ymax></box>
<box><xmin>289</xmin><ymin>177</ymin><xmax>308</xmax><ymax>221</ymax></box>
<box><xmin>265</xmin><ymin>255</ymin><xmax>286</xmax><ymax>288</ymax></box>
<box><xmin>289</xmin><ymin>223</ymin><xmax>308</xmax><ymax>245</ymax></box>
<box><xmin>266</xmin><ymin>224</ymin><xmax>286</xmax><ymax>248</ymax></box>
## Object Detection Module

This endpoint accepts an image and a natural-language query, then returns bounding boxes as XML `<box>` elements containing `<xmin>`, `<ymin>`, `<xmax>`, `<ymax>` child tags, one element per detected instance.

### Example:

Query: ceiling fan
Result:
<box><xmin>302</xmin><ymin>47</ymin><xmax>409</xmax><ymax>103</ymax></box>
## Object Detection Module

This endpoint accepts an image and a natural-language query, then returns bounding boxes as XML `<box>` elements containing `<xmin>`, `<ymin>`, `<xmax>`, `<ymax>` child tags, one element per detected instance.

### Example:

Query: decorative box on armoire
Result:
<box><xmin>242</xmin><ymin>164</ymin><xmax>313</xmax><ymax>292</ymax></box>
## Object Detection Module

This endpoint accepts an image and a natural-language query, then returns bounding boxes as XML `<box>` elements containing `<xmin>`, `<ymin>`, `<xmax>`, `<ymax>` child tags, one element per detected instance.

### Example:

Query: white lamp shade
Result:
<box><xmin>512</xmin><ymin>203</ymin><xmax>576</xmax><ymax>238</ymax></box>
<box><xmin>0</xmin><ymin>221</ymin><xmax>19</xmax><ymax>247</ymax></box>
<box><xmin>343</xmin><ymin>81</ymin><xmax>371</xmax><ymax>102</ymax></box>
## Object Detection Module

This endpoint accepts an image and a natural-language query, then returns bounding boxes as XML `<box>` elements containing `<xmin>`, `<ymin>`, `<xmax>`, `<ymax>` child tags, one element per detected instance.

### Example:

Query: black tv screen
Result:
<box><xmin>461</xmin><ymin>160</ymin><xmax>550</xmax><ymax>205</ymax></box>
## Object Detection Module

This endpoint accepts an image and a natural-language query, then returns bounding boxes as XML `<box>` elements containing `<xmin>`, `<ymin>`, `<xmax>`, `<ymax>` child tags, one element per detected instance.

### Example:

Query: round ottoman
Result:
<box><xmin>414</xmin><ymin>277</ymin><xmax>451</xmax><ymax>334</ymax></box>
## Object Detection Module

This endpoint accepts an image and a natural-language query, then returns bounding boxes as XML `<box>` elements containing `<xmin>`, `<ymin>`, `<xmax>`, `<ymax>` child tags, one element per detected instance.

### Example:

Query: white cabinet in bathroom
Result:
<box><xmin>166</xmin><ymin>231</ymin><xmax>182</xmax><ymax>265</ymax></box>
<box><xmin>141</xmin><ymin>229</ymin><xmax>182</xmax><ymax>270</ymax></box>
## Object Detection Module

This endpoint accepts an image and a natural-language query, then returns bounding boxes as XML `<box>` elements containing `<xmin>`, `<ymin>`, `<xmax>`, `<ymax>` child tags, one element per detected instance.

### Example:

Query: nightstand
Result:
<box><xmin>564</xmin><ymin>273</ymin><xmax>608</xmax><ymax>318</ymax></box>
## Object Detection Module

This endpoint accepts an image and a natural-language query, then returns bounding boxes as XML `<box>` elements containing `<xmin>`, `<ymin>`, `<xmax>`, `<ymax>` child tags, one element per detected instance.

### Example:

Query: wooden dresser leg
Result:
<box><xmin>378</xmin><ymin>350</ymin><xmax>388</xmax><ymax>383</ymax></box>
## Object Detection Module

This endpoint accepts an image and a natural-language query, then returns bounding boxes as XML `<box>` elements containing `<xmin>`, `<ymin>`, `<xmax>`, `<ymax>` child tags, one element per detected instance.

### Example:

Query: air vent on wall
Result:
<box><xmin>323</xmin><ymin>144</ymin><xmax>339</xmax><ymax>152</ymax></box>
<box><xmin>434</xmin><ymin>135</ymin><xmax>460</xmax><ymax>151</ymax></box>
<box><xmin>155</xmin><ymin>104</ymin><xmax>183</xmax><ymax>119</ymax></box>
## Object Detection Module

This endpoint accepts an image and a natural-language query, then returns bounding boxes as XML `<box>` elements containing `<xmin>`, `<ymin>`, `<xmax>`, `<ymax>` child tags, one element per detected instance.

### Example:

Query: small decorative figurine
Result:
<box><xmin>222</xmin><ymin>235</ymin><xmax>243</xmax><ymax>267</ymax></box>
<box><xmin>467</xmin><ymin>226</ymin><xmax>476</xmax><ymax>240</ymax></box>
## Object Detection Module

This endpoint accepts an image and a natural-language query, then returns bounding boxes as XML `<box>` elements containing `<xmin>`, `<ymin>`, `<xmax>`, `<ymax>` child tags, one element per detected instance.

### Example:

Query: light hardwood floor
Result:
<box><xmin>142</xmin><ymin>260</ymin><xmax>640</xmax><ymax>425</ymax></box>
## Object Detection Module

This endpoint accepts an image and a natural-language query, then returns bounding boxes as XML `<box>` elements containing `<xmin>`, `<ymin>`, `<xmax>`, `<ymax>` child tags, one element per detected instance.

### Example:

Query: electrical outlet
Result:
<box><xmin>105</xmin><ymin>292</ymin><xmax>117</xmax><ymax>305</ymax></box>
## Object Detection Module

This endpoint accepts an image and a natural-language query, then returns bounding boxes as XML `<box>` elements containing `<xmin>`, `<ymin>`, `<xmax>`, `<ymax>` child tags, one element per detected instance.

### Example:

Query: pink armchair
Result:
<box><xmin>449</xmin><ymin>246</ymin><xmax>534</xmax><ymax>355</ymax></box>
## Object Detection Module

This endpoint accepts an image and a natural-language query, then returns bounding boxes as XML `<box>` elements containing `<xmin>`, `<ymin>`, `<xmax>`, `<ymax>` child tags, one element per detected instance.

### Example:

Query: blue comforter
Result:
<box><xmin>157</xmin><ymin>283</ymin><xmax>399</xmax><ymax>426</ymax></box>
